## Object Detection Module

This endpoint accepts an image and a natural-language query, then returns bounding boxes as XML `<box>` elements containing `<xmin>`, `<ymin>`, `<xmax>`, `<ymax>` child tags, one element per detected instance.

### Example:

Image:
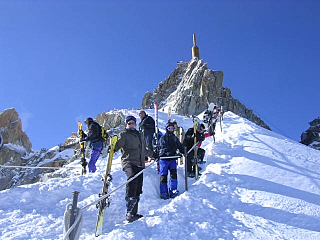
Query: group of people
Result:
<box><xmin>80</xmin><ymin>107</ymin><xmax>221</xmax><ymax>222</ymax></box>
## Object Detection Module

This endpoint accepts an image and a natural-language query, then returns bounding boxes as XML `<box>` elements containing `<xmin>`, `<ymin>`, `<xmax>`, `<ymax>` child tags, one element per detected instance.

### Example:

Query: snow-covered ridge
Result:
<box><xmin>1</xmin><ymin>111</ymin><xmax>320</xmax><ymax>239</ymax></box>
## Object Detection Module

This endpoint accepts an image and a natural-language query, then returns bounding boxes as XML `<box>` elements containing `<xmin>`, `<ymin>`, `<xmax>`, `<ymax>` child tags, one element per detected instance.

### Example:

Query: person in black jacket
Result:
<box><xmin>138</xmin><ymin>111</ymin><xmax>155</xmax><ymax>160</ymax></box>
<box><xmin>80</xmin><ymin>117</ymin><xmax>105</xmax><ymax>173</ymax></box>
<box><xmin>183</xmin><ymin>123</ymin><xmax>206</xmax><ymax>178</ymax></box>
<box><xmin>159</xmin><ymin>122</ymin><xmax>184</xmax><ymax>199</ymax></box>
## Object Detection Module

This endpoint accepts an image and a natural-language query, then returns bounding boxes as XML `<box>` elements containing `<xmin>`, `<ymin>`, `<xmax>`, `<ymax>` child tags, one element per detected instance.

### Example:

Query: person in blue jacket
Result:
<box><xmin>159</xmin><ymin>122</ymin><xmax>185</xmax><ymax>199</ymax></box>
<box><xmin>80</xmin><ymin>117</ymin><xmax>105</xmax><ymax>173</ymax></box>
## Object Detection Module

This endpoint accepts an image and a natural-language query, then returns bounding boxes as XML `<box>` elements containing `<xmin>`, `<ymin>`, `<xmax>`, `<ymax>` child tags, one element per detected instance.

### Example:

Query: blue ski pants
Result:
<box><xmin>88</xmin><ymin>147</ymin><xmax>102</xmax><ymax>173</ymax></box>
<box><xmin>159</xmin><ymin>159</ymin><xmax>178</xmax><ymax>195</ymax></box>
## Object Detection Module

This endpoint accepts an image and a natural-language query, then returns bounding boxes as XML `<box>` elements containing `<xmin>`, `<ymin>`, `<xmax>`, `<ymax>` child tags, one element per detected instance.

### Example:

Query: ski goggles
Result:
<box><xmin>127</xmin><ymin>121</ymin><xmax>136</xmax><ymax>125</ymax></box>
<box><xmin>167</xmin><ymin>126</ymin><xmax>174</xmax><ymax>130</ymax></box>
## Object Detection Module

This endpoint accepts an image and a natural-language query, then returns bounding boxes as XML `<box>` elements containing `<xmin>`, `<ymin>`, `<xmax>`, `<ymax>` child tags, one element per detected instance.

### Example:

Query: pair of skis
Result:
<box><xmin>77</xmin><ymin>122</ymin><xmax>88</xmax><ymax>175</ymax></box>
<box><xmin>193</xmin><ymin>119</ymin><xmax>200</xmax><ymax>179</ymax></box>
<box><xmin>77</xmin><ymin>122</ymin><xmax>118</xmax><ymax>237</ymax></box>
<box><xmin>95</xmin><ymin>135</ymin><xmax>118</xmax><ymax>237</ymax></box>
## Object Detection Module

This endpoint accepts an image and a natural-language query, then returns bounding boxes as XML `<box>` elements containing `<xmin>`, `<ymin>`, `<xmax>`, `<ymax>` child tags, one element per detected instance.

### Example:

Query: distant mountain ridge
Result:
<box><xmin>141</xmin><ymin>58</ymin><xmax>270</xmax><ymax>130</ymax></box>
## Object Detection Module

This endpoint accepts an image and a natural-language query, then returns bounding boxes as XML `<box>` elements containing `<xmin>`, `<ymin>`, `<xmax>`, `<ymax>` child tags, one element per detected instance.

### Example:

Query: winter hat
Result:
<box><xmin>196</xmin><ymin>123</ymin><xmax>205</xmax><ymax>132</ymax></box>
<box><xmin>166</xmin><ymin>122</ymin><xmax>175</xmax><ymax>129</ymax></box>
<box><xmin>125</xmin><ymin>115</ymin><xmax>136</xmax><ymax>123</ymax></box>
<box><xmin>84</xmin><ymin>117</ymin><xmax>93</xmax><ymax>124</ymax></box>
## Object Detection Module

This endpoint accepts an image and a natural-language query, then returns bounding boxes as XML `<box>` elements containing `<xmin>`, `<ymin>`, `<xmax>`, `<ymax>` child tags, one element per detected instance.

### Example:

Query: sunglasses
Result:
<box><xmin>127</xmin><ymin>121</ymin><xmax>136</xmax><ymax>125</ymax></box>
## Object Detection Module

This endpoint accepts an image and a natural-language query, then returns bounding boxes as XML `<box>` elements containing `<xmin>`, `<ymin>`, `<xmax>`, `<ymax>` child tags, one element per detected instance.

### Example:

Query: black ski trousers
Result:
<box><xmin>186</xmin><ymin>147</ymin><xmax>205</xmax><ymax>173</ymax></box>
<box><xmin>123</xmin><ymin>163</ymin><xmax>143</xmax><ymax>198</ymax></box>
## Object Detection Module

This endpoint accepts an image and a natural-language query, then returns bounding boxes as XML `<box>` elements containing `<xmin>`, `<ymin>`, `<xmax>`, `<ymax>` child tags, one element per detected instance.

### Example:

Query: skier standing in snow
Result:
<box><xmin>80</xmin><ymin>117</ymin><xmax>105</xmax><ymax>173</ymax></box>
<box><xmin>138</xmin><ymin>110</ymin><xmax>155</xmax><ymax>161</ymax></box>
<box><xmin>183</xmin><ymin>123</ymin><xmax>207</xmax><ymax>178</ymax></box>
<box><xmin>159</xmin><ymin>122</ymin><xmax>185</xmax><ymax>199</ymax></box>
<box><xmin>115</xmin><ymin>116</ymin><xmax>146</xmax><ymax>222</ymax></box>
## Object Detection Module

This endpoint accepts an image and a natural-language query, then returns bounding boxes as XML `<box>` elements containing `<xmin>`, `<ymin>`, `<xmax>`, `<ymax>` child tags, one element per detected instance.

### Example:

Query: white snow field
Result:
<box><xmin>1</xmin><ymin>110</ymin><xmax>320</xmax><ymax>240</ymax></box>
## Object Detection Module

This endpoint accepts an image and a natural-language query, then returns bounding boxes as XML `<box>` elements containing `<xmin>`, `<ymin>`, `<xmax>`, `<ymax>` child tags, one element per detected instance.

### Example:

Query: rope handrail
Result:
<box><xmin>0</xmin><ymin>165</ymin><xmax>82</xmax><ymax>170</ymax></box>
<box><xmin>64</xmin><ymin>160</ymin><xmax>157</xmax><ymax>240</ymax></box>
<box><xmin>80</xmin><ymin>160</ymin><xmax>156</xmax><ymax>212</ymax></box>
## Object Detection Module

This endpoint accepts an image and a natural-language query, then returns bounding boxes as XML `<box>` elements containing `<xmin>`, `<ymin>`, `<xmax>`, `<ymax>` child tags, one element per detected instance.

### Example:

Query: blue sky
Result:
<box><xmin>1</xmin><ymin>0</ymin><xmax>319</xmax><ymax>149</ymax></box>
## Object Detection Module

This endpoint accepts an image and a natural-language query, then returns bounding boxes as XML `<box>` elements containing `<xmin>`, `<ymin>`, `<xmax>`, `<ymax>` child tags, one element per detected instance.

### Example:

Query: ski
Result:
<box><xmin>154</xmin><ymin>103</ymin><xmax>160</xmax><ymax>172</ymax></box>
<box><xmin>168</xmin><ymin>104</ymin><xmax>172</xmax><ymax>121</ymax></box>
<box><xmin>220</xmin><ymin>106</ymin><xmax>223</xmax><ymax>132</ymax></box>
<box><xmin>95</xmin><ymin>135</ymin><xmax>118</xmax><ymax>237</ymax></box>
<box><xmin>77</xmin><ymin>121</ymin><xmax>87</xmax><ymax>175</ymax></box>
<box><xmin>193</xmin><ymin>119</ymin><xmax>199</xmax><ymax>179</ymax></box>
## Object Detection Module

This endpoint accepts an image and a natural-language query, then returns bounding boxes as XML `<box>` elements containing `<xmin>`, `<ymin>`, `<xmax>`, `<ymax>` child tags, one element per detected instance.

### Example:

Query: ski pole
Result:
<box><xmin>184</xmin><ymin>146</ymin><xmax>188</xmax><ymax>191</ymax></box>
<box><xmin>186</xmin><ymin>141</ymin><xmax>200</xmax><ymax>155</ymax></box>
<box><xmin>159</xmin><ymin>155</ymin><xmax>183</xmax><ymax>160</ymax></box>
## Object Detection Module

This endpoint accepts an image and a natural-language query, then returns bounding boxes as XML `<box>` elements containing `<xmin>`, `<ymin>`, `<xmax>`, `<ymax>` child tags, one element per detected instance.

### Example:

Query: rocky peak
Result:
<box><xmin>0</xmin><ymin>108</ymin><xmax>32</xmax><ymax>152</ymax></box>
<box><xmin>141</xmin><ymin>58</ymin><xmax>270</xmax><ymax>130</ymax></box>
<box><xmin>301</xmin><ymin>117</ymin><xmax>320</xmax><ymax>150</ymax></box>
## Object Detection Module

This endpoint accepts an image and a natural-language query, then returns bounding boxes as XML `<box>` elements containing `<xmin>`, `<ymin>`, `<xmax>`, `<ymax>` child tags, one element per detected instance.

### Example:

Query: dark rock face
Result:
<box><xmin>0</xmin><ymin>108</ymin><xmax>73</xmax><ymax>190</ymax></box>
<box><xmin>301</xmin><ymin>118</ymin><xmax>320</xmax><ymax>150</ymax></box>
<box><xmin>0</xmin><ymin>108</ymin><xmax>32</xmax><ymax>152</ymax></box>
<box><xmin>141</xmin><ymin>58</ymin><xmax>270</xmax><ymax>130</ymax></box>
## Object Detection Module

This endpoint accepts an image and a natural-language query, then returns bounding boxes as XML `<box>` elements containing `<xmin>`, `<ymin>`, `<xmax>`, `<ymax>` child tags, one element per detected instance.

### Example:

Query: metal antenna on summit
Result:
<box><xmin>192</xmin><ymin>34</ymin><xmax>200</xmax><ymax>59</ymax></box>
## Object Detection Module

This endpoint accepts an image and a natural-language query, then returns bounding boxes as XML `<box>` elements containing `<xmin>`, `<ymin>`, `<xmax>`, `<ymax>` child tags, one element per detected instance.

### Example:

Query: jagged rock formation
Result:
<box><xmin>141</xmin><ymin>58</ymin><xmax>270</xmax><ymax>130</ymax></box>
<box><xmin>300</xmin><ymin>117</ymin><xmax>320</xmax><ymax>150</ymax></box>
<box><xmin>0</xmin><ymin>108</ymin><xmax>32</xmax><ymax>152</ymax></box>
<box><xmin>95</xmin><ymin>110</ymin><xmax>126</xmax><ymax>136</ymax></box>
<box><xmin>0</xmin><ymin>108</ymin><xmax>73</xmax><ymax>191</ymax></box>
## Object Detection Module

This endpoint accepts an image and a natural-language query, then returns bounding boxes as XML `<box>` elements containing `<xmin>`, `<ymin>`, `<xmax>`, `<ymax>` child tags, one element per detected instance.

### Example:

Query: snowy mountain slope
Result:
<box><xmin>1</xmin><ymin>110</ymin><xmax>320</xmax><ymax>240</ymax></box>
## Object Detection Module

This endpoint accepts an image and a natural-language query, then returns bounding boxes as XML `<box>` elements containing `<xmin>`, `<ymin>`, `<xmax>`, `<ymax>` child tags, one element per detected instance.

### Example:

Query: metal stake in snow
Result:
<box><xmin>64</xmin><ymin>191</ymin><xmax>83</xmax><ymax>240</ymax></box>
<box><xmin>70</xmin><ymin>191</ymin><xmax>80</xmax><ymax>240</ymax></box>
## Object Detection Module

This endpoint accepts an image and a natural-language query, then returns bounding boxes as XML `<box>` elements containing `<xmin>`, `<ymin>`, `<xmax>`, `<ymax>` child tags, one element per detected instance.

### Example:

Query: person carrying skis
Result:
<box><xmin>159</xmin><ymin>122</ymin><xmax>185</xmax><ymax>199</ymax></box>
<box><xmin>203</xmin><ymin>105</ymin><xmax>221</xmax><ymax>137</ymax></box>
<box><xmin>173</xmin><ymin>119</ymin><xmax>185</xmax><ymax>143</ymax></box>
<box><xmin>80</xmin><ymin>117</ymin><xmax>105</xmax><ymax>173</ymax></box>
<box><xmin>138</xmin><ymin>110</ymin><xmax>155</xmax><ymax>161</ymax></box>
<box><xmin>183</xmin><ymin>123</ymin><xmax>207</xmax><ymax>178</ymax></box>
<box><xmin>114</xmin><ymin>116</ymin><xmax>146</xmax><ymax>222</ymax></box>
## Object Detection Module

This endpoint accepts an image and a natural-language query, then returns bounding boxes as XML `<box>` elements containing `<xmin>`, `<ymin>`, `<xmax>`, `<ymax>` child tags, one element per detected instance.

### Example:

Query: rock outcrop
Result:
<box><xmin>141</xmin><ymin>58</ymin><xmax>270</xmax><ymax>130</ymax></box>
<box><xmin>300</xmin><ymin>117</ymin><xmax>320</xmax><ymax>150</ymax></box>
<box><xmin>0</xmin><ymin>108</ymin><xmax>32</xmax><ymax>152</ymax></box>
<box><xmin>0</xmin><ymin>108</ymin><xmax>73</xmax><ymax>190</ymax></box>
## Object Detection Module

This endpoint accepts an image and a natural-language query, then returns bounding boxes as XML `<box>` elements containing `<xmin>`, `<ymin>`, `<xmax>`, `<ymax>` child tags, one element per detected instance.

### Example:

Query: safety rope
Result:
<box><xmin>81</xmin><ymin>160</ymin><xmax>156</xmax><ymax>211</ymax></box>
<box><xmin>0</xmin><ymin>165</ymin><xmax>82</xmax><ymax>170</ymax></box>
<box><xmin>231</xmin><ymin>93</ymin><xmax>291</xmax><ymax>139</ymax></box>
<box><xmin>63</xmin><ymin>160</ymin><xmax>156</xmax><ymax>239</ymax></box>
